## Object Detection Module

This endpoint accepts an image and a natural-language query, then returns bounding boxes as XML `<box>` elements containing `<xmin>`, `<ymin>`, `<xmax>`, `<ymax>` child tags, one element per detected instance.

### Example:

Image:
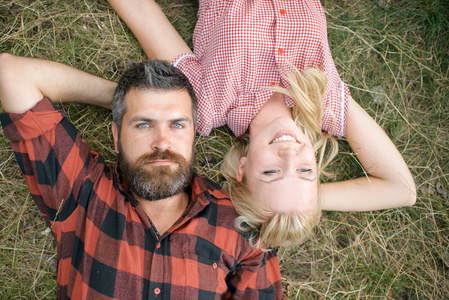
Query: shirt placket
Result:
<box><xmin>127</xmin><ymin>196</ymin><xmax>168</xmax><ymax>298</ymax></box>
<box><xmin>148</xmin><ymin>236</ymin><xmax>167</xmax><ymax>299</ymax></box>
<box><xmin>126</xmin><ymin>178</ymin><xmax>207</xmax><ymax>298</ymax></box>
<box><xmin>274</xmin><ymin>1</ymin><xmax>288</xmax><ymax>70</ymax></box>
<box><xmin>147</xmin><ymin>207</ymin><xmax>198</xmax><ymax>298</ymax></box>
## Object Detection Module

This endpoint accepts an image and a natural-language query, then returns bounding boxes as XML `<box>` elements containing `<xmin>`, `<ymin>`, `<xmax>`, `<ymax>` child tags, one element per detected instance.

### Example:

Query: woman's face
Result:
<box><xmin>237</xmin><ymin>116</ymin><xmax>318</xmax><ymax>213</ymax></box>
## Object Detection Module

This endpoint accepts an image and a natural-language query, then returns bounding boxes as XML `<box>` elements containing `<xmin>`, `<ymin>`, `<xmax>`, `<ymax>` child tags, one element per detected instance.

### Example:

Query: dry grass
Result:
<box><xmin>0</xmin><ymin>0</ymin><xmax>448</xmax><ymax>298</ymax></box>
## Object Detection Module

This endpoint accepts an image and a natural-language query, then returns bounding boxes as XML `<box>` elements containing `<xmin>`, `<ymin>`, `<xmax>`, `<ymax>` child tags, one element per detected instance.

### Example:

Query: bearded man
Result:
<box><xmin>0</xmin><ymin>53</ymin><xmax>282</xmax><ymax>299</ymax></box>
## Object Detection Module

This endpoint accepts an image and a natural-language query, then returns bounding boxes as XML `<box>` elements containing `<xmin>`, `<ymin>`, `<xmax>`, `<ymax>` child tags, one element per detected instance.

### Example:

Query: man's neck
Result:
<box><xmin>136</xmin><ymin>192</ymin><xmax>190</xmax><ymax>237</ymax></box>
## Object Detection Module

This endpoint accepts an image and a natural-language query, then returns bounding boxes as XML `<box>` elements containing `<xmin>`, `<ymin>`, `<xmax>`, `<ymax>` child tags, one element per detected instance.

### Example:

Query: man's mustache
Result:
<box><xmin>135</xmin><ymin>150</ymin><xmax>186</xmax><ymax>165</ymax></box>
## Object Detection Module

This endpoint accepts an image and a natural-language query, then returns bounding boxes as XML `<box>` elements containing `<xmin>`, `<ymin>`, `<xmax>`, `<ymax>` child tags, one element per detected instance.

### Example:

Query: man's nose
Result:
<box><xmin>151</xmin><ymin>128</ymin><xmax>170</xmax><ymax>152</ymax></box>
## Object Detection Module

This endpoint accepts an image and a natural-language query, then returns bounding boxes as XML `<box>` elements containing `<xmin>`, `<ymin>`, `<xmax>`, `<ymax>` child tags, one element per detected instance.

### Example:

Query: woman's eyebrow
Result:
<box><xmin>262</xmin><ymin>176</ymin><xmax>317</xmax><ymax>184</ymax></box>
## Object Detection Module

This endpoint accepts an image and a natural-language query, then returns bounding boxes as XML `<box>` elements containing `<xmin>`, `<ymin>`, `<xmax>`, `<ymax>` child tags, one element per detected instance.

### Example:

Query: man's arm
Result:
<box><xmin>0</xmin><ymin>53</ymin><xmax>116</xmax><ymax>113</ymax></box>
<box><xmin>0</xmin><ymin>53</ymin><xmax>116</xmax><ymax>229</ymax></box>
<box><xmin>321</xmin><ymin>96</ymin><xmax>416</xmax><ymax>211</ymax></box>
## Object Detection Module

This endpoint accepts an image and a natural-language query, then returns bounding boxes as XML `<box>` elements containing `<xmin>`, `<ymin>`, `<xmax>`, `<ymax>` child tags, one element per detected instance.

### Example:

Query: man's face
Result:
<box><xmin>112</xmin><ymin>88</ymin><xmax>196</xmax><ymax>201</ymax></box>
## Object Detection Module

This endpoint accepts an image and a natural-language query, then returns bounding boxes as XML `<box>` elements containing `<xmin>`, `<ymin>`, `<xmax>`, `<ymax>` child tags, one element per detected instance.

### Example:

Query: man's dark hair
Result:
<box><xmin>112</xmin><ymin>60</ymin><xmax>198</xmax><ymax>133</ymax></box>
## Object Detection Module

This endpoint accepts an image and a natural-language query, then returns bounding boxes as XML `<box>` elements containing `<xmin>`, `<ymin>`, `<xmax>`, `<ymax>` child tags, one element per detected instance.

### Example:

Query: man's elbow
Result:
<box><xmin>0</xmin><ymin>53</ymin><xmax>44</xmax><ymax>113</ymax></box>
<box><xmin>0</xmin><ymin>53</ymin><xmax>17</xmax><ymax>108</ymax></box>
<box><xmin>0</xmin><ymin>53</ymin><xmax>21</xmax><ymax>93</ymax></box>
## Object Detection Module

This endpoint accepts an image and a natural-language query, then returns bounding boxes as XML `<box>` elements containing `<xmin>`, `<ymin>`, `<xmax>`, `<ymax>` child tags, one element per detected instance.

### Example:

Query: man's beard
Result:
<box><xmin>118</xmin><ymin>144</ymin><xmax>194</xmax><ymax>201</ymax></box>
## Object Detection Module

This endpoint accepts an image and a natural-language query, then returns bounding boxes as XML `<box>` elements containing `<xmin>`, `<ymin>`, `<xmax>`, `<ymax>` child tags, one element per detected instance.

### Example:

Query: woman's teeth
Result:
<box><xmin>271</xmin><ymin>134</ymin><xmax>296</xmax><ymax>144</ymax></box>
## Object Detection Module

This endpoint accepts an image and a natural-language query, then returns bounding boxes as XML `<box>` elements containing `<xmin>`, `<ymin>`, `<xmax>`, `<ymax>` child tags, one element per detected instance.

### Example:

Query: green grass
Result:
<box><xmin>1</xmin><ymin>0</ymin><xmax>448</xmax><ymax>298</ymax></box>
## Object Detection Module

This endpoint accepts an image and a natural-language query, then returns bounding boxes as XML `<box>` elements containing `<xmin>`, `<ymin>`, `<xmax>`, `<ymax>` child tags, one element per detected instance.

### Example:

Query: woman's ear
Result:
<box><xmin>111</xmin><ymin>122</ymin><xmax>119</xmax><ymax>154</ymax></box>
<box><xmin>236</xmin><ymin>157</ymin><xmax>246</xmax><ymax>182</ymax></box>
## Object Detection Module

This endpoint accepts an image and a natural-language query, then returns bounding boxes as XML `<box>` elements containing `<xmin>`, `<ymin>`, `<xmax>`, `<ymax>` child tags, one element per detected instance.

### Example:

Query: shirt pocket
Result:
<box><xmin>183</xmin><ymin>236</ymin><xmax>231</xmax><ymax>294</ymax></box>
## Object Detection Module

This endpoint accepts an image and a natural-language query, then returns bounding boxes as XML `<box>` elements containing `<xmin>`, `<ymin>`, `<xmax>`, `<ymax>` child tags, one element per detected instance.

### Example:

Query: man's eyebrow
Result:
<box><xmin>170</xmin><ymin>117</ymin><xmax>192</xmax><ymax>123</ymax></box>
<box><xmin>130</xmin><ymin>116</ymin><xmax>155</xmax><ymax>123</ymax></box>
<box><xmin>130</xmin><ymin>116</ymin><xmax>192</xmax><ymax>123</ymax></box>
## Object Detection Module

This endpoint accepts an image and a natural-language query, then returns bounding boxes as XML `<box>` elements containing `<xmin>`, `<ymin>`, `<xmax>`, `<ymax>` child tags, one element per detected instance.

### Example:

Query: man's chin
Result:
<box><xmin>132</xmin><ymin>176</ymin><xmax>187</xmax><ymax>201</ymax></box>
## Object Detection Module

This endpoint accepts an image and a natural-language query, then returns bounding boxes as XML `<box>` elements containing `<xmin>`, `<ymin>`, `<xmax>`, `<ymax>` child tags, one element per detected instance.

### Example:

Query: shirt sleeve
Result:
<box><xmin>172</xmin><ymin>53</ymin><xmax>213</xmax><ymax>136</ymax></box>
<box><xmin>320</xmin><ymin>76</ymin><xmax>350</xmax><ymax>138</ymax></box>
<box><xmin>172</xmin><ymin>53</ymin><xmax>203</xmax><ymax>99</ymax></box>
<box><xmin>0</xmin><ymin>98</ymin><xmax>106</xmax><ymax>228</ymax></box>
<box><xmin>225</xmin><ymin>248</ymin><xmax>284</xmax><ymax>299</ymax></box>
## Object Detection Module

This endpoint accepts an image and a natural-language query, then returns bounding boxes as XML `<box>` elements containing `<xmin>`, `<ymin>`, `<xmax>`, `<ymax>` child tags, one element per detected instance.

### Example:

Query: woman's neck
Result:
<box><xmin>249</xmin><ymin>92</ymin><xmax>293</xmax><ymax>138</ymax></box>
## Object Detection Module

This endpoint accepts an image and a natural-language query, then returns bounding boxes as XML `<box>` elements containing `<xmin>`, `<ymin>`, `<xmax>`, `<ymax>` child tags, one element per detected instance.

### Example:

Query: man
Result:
<box><xmin>0</xmin><ymin>53</ymin><xmax>282</xmax><ymax>299</ymax></box>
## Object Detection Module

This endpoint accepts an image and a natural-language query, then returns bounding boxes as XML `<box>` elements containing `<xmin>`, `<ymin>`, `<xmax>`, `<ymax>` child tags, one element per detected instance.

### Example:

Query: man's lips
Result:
<box><xmin>145</xmin><ymin>160</ymin><xmax>174</xmax><ymax>166</ymax></box>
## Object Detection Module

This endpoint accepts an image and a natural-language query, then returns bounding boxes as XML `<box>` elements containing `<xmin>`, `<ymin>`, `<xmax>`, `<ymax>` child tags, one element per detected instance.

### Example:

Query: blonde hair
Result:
<box><xmin>222</xmin><ymin>68</ymin><xmax>338</xmax><ymax>249</ymax></box>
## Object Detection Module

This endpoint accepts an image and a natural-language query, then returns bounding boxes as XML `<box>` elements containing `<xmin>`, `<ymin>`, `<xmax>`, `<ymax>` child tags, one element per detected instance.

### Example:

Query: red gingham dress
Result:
<box><xmin>173</xmin><ymin>0</ymin><xmax>350</xmax><ymax>137</ymax></box>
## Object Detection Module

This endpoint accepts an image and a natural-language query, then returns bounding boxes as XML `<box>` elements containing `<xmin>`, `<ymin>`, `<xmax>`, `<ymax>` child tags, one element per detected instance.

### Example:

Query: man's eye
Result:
<box><xmin>137</xmin><ymin>123</ymin><xmax>150</xmax><ymax>128</ymax></box>
<box><xmin>172</xmin><ymin>123</ymin><xmax>184</xmax><ymax>129</ymax></box>
<box><xmin>263</xmin><ymin>170</ymin><xmax>278</xmax><ymax>175</ymax></box>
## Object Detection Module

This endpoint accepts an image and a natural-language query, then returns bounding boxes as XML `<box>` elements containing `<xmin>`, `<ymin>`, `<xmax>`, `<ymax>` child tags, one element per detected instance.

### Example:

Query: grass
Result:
<box><xmin>0</xmin><ymin>0</ymin><xmax>448</xmax><ymax>298</ymax></box>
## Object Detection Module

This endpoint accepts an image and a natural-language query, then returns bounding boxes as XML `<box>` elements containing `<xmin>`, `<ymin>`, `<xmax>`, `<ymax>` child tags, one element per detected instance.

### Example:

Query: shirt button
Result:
<box><xmin>278</xmin><ymin>48</ymin><xmax>285</xmax><ymax>55</ymax></box>
<box><xmin>212</xmin><ymin>262</ymin><xmax>218</xmax><ymax>269</ymax></box>
<box><xmin>156</xmin><ymin>243</ymin><xmax>161</xmax><ymax>249</ymax></box>
<box><xmin>154</xmin><ymin>287</ymin><xmax>161</xmax><ymax>295</ymax></box>
<box><xmin>280</xmin><ymin>9</ymin><xmax>287</xmax><ymax>15</ymax></box>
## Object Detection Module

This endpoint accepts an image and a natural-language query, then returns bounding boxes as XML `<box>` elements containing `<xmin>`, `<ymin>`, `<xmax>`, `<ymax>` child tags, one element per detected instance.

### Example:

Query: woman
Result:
<box><xmin>106</xmin><ymin>0</ymin><xmax>416</xmax><ymax>248</ymax></box>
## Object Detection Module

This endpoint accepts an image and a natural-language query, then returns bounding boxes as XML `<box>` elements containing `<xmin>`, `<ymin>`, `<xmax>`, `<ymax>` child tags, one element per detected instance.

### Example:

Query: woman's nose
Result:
<box><xmin>278</xmin><ymin>146</ymin><xmax>299</xmax><ymax>157</ymax></box>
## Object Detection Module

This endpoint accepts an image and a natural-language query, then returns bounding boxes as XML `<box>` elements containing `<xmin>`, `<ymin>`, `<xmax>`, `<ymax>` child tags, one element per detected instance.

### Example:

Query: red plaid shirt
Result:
<box><xmin>172</xmin><ymin>0</ymin><xmax>350</xmax><ymax>138</ymax></box>
<box><xmin>1</xmin><ymin>98</ymin><xmax>283</xmax><ymax>299</ymax></box>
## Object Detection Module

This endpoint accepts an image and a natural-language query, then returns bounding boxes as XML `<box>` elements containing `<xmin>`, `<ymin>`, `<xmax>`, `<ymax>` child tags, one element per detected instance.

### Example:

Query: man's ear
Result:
<box><xmin>111</xmin><ymin>121</ymin><xmax>119</xmax><ymax>154</ymax></box>
<box><xmin>236</xmin><ymin>157</ymin><xmax>246</xmax><ymax>182</ymax></box>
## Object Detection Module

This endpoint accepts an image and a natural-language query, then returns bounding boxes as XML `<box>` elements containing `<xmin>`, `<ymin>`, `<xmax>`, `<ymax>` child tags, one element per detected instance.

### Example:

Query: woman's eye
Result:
<box><xmin>298</xmin><ymin>168</ymin><xmax>312</xmax><ymax>173</ymax></box>
<box><xmin>263</xmin><ymin>170</ymin><xmax>278</xmax><ymax>175</ymax></box>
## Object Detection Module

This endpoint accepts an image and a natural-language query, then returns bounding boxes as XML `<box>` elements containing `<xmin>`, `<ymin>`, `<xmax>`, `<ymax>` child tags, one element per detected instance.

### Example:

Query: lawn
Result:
<box><xmin>0</xmin><ymin>0</ymin><xmax>448</xmax><ymax>298</ymax></box>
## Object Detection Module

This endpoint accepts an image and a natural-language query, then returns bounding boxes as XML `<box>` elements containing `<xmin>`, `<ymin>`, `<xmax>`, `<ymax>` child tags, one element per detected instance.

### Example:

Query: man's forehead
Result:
<box><xmin>124</xmin><ymin>88</ymin><xmax>193</xmax><ymax>114</ymax></box>
<box><xmin>126</xmin><ymin>87</ymin><xmax>191</xmax><ymax>100</ymax></box>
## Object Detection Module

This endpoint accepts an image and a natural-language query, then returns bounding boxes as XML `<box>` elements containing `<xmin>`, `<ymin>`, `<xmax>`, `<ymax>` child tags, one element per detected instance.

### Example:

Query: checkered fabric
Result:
<box><xmin>172</xmin><ymin>0</ymin><xmax>350</xmax><ymax>138</ymax></box>
<box><xmin>0</xmin><ymin>98</ymin><xmax>283</xmax><ymax>299</ymax></box>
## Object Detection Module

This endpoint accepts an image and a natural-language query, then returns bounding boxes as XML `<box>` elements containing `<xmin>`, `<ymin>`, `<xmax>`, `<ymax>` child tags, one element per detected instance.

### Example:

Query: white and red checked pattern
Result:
<box><xmin>172</xmin><ymin>0</ymin><xmax>350</xmax><ymax>137</ymax></box>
